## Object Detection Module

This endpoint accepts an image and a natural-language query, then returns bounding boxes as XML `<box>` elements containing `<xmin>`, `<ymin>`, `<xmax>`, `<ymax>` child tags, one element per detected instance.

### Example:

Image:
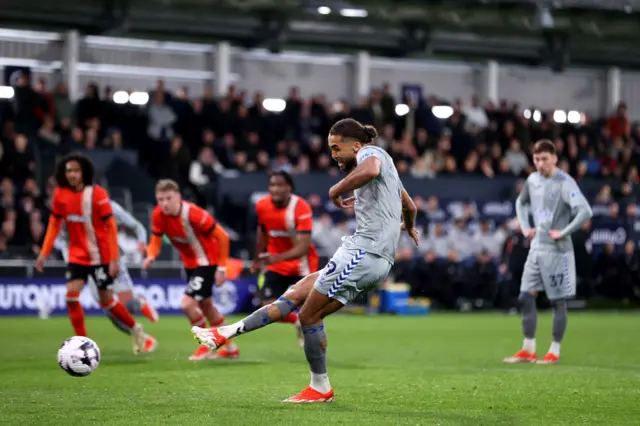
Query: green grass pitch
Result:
<box><xmin>1</xmin><ymin>312</ymin><xmax>639</xmax><ymax>425</ymax></box>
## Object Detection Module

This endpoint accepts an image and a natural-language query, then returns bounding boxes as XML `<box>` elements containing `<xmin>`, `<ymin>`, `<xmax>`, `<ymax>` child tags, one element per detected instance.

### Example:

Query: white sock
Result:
<box><xmin>309</xmin><ymin>372</ymin><xmax>331</xmax><ymax>394</ymax></box>
<box><xmin>523</xmin><ymin>338</ymin><xmax>536</xmax><ymax>353</ymax></box>
<box><xmin>218</xmin><ymin>321</ymin><xmax>244</xmax><ymax>339</ymax></box>
<box><xmin>549</xmin><ymin>341</ymin><xmax>561</xmax><ymax>356</ymax></box>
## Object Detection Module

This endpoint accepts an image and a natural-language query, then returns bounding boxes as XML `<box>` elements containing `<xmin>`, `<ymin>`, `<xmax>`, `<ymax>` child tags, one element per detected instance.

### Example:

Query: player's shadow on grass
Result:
<box><xmin>248</xmin><ymin>403</ymin><xmax>521</xmax><ymax>425</ymax></box>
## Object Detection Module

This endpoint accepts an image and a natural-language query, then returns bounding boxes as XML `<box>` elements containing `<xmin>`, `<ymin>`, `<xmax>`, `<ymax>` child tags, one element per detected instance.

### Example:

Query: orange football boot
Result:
<box><xmin>189</xmin><ymin>344</ymin><xmax>214</xmax><ymax>361</ymax></box>
<box><xmin>536</xmin><ymin>353</ymin><xmax>559</xmax><ymax>364</ymax></box>
<box><xmin>504</xmin><ymin>349</ymin><xmax>537</xmax><ymax>363</ymax></box>
<box><xmin>283</xmin><ymin>386</ymin><xmax>334</xmax><ymax>403</ymax></box>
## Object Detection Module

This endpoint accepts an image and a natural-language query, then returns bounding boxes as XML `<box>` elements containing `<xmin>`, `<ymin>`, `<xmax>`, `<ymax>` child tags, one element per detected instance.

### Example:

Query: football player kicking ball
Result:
<box><xmin>504</xmin><ymin>140</ymin><xmax>592</xmax><ymax>365</ymax></box>
<box><xmin>251</xmin><ymin>170</ymin><xmax>320</xmax><ymax>348</ymax></box>
<box><xmin>36</xmin><ymin>153</ymin><xmax>147</xmax><ymax>354</ymax></box>
<box><xmin>54</xmin><ymin>199</ymin><xmax>158</xmax><ymax>353</ymax></box>
<box><xmin>143</xmin><ymin>179</ymin><xmax>239</xmax><ymax>361</ymax></box>
<box><xmin>193</xmin><ymin>118</ymin><xmax>419</xmax><ymax>402</ymax></box>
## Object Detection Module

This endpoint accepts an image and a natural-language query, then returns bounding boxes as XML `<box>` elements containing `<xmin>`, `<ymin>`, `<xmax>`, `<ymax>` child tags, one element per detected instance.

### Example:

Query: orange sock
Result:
<box><xmin>190</xmin><ymin>314</ymin><xmax>206</xmax><ymax>327</ymax></box>
<box><xmin>102</xmin><ymin>299</ymin><xmax>136</xmax><ymax>328</ymax></box>
<box><xmin>139</xmin><ymin>299</ymin><xmax>156</xmax><ymax>322</ymax></box>
<box><xmin>66</xmin><ymin>290</ymin><xmax>87</xmax><ymax>336</ymax></box>
<box><xmin>281</xmin><ymin>312</ymin><xmax>298</xmax><ymax>324</ymax></box>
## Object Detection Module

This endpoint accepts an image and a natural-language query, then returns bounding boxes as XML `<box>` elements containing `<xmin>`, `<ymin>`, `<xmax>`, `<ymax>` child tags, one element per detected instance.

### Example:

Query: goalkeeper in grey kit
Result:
<box><xmin>504</xmin><ymin>139</ymin><xmax>592</xmax><ymax>365</ymax></box>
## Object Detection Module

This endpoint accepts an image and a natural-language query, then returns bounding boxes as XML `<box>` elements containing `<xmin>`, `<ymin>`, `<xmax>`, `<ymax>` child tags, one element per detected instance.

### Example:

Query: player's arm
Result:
<box><xmin>255</xmin><ymin>224</ymin><xmax>268</xmax><ymax>257</ymax></box>
<box><xmin>36</xmin><ymin>190</ymin><xmax>64</xmax><ymax>271</ymax></box>
<box><xmin>401</xmin><ymin>188</ymin><xmax>418</xmax><ymax>231</ymax></box>
<box><xmin>210</xmin><ymin>223</ymin><xmax>230</xmax><ymax>271</ymax></box>
<box><xmin>144</xmin><ymin>208</ymin><xmax>164</xmax><ymax>269</ymax></box>
<box><xmin>111</xmin><ymin>201</ymin><xmax>148</xmax><ymax>243</ymax></box>
<box><xmin>328</xmin><ymin>147</ymin><xmax>381</xmax><ymax>202</ymax></box>
<box><xmin>193</xmin><ymin>208</ymin><xmax>230</xmax><ymax>270</ymax></box>
<box><xmin>515</xmin><ymin>178</ymin><xmax>532</xmax><ymax>234</ymax></box>
<box><xmin>557</xmin><ymin>180</ymin><xmax>593</xmax><ymax>239</ymax></box>
<box><xmin>94</xmin><ymin>187</ymin><xmax>119</xmax><ymax>263</ymax></box>
<box><xmin>271</xmin><ymin>202</ymin><xmax>313</xmax><ymax>263</ymax></box>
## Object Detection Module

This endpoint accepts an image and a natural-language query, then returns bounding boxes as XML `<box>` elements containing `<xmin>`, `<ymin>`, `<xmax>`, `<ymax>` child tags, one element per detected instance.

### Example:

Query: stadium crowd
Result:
<box><xmin>0</xmin><ymin>76</ymin><xmax>639</xmax><ymax>309</ymax></box>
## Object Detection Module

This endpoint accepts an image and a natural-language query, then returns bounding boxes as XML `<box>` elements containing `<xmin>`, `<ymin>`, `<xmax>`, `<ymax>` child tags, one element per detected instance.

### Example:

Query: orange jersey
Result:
<box><xmin>256</xmin><ymin>194</ymin><xmax>319</xmax><ymax>276</ymax></box>
<box><xmin>151</xmin><ymin>201</ymin><xmax>220</xmax><ymax>269</ymax></box>
<box><xmin>51</xmin><ymin>185</ymin><xmax>116</xmax><ymax>265</ymax></box>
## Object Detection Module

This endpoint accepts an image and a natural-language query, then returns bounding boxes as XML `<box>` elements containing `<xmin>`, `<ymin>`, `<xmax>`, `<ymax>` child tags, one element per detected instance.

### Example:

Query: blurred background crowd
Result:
<box><xmin>1</xmin><ymin>75</ymin><xmax>639</xmax><ymax>311</ymax></box>
<box><xmin>3</xmin><ymin>0</ymin><xmax>640</xmax><ymax>311</ymax></box>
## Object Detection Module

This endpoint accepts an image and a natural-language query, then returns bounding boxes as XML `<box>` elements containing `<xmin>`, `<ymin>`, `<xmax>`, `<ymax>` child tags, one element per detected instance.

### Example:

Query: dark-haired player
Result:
<box><xmin>193</xmin><ymin>118</ymin><xmax>419</xmax><ymax>402</ymax></box>
<box><xmin>504</xmin><ymin>139</ymin><xmax>592</xmax><ymax>365</ymax></box>
<box><xmin>143</xmin><ymin>179</ymin><xmax>239</xmax><ymax>361</ymax></box>
<box><xmin>36</xmin><ymin>153</ymin><xmax>147</xmax><ymax>354</ymax></box>
<box><xmin>251</xmin><ymin>170</ymin><xmax>319</xmax><ymax>347</ymax></box>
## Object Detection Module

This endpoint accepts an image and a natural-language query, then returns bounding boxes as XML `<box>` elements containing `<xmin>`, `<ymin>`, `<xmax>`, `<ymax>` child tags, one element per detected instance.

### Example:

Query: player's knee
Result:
<box><xmin>518</xmin><ymin>292</ymin><xmax>536</xmax><ymax>310</ymax></box>
<box><xmin>180</xmin><ymin>295</ymin><xmax>197</xmax><ymax>313</ymax></box>
<box><xmin>66</xmin><ymin>280</ymin><xmax>84</xmax><ymax>292</ymax></box>
<box><xmin>551</xmin><ymin>299</ymin><xmax>568</xmax><ymax>311</ymax></box>
<box><xmin>518</xmin><ymin>291</ymin><xmax>536</xmax><ymax>302</ymax></box>
<box><xmin>297</xmin><ymin>305</ymin><xmax>321</xmax><ymax>326</ymax></box>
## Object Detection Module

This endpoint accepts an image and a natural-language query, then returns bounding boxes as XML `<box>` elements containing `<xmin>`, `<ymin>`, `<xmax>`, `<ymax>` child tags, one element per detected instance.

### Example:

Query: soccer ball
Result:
<box><xmin>57</xmin><ymin>336</ymin><xmax>101</xmax><ymax>377</ymax></box>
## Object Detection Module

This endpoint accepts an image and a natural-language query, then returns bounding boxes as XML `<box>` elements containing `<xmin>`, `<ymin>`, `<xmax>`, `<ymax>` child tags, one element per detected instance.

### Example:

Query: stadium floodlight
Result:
<box><xmin>532</xmin><ymin>110</ymin><xmax>542</xmax><ymax>122</ymax></box>
<box><xmin>395</xmin><ymin>104</ymin><xmax>410</xmax><ymax>116</ymax></box>
<box><xmin>0</xmin><ymin>86</ymin><xmax>14</xmax><ymax>99</ymax></box>
<box><xmin>340</xmin><ymin>8</ymin><xmax>368</xmax><ymax>18</ymax></box>
<box><xmin>129</xmin><ymin>92</ymin><xmax>150</xmax><ymax>105</ymax></box>
<box><xmin>524</xmin><ymin>109</ymin><xmax>532</xmax><ymax>119</ymax></box>
<box><xmin>113</xmin><ymin>91</ymin><xmax>129</xmax><ymax>104</ymax></box>
<box><xmin>553</xmin><ymin>110</ymin><xmax>567</xmax><ymax>123</ymax></box>
<box><xmin>317</xmin><ymin>6</ymin><xmax>331</xmax><ymax>15</ymax></box>
<box><xmin>567</xmin><ymin>110</ymin><xmax>581</xmax><ymax>124</ymax></box>
<box><xmin>263</xmin><ymin>98</ymin><xmax>286</xmax><ymax>113</ymax></box>
<box><xmin>432</xmin><ymin>105</ymin><xmax>453</xmax><ymax>120</ymax></box>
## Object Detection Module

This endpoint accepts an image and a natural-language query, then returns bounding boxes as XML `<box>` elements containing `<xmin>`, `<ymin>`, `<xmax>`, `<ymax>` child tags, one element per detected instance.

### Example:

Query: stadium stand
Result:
<box><xmin>1</xmin><ymin>74</ymin><xmax>639</xmax><ymax>311</ymax></box>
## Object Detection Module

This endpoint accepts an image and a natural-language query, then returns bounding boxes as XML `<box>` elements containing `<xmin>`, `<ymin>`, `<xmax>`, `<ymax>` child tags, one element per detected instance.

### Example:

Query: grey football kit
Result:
<box><xmin>313</xmin><ymin>145</ymin><xmax>404</xmax><ymax>305</ymax></box>
<box><xmin>515</xmin><ymin>170</ymin><xmax>593</xmax><ymax>300</ymax></box>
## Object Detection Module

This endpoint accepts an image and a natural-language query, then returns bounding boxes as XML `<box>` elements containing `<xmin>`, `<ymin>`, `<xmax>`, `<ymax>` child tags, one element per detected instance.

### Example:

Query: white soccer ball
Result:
<box><xmin>57</xmin><ymin>336</ymin><xmax>101</xmax><ymax>377</ymax></box>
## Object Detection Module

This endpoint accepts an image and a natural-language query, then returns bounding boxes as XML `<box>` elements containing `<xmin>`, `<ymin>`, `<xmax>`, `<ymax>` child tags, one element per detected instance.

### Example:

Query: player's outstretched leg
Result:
<box><xmin>504</xmin><ymin>292</ymin><xmax>538</xmax><ymax>363</ymax></box>
<box><xmin>192</xmin><ymin>272</ymin><xmax>320</xmax><ymax>349</ymax></box>
<box><xmin>283</xmin><ymin>289</ymin><xmax>341</xmax><ymax>403</ymax></box>
<box><xmin>537</xmin><ymin>299</ymin><xmax>567</xmax><ymax>364</ymax></box>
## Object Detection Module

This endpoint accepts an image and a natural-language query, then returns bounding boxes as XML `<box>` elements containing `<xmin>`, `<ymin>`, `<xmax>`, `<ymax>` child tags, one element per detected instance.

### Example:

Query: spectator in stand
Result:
<box><xmin>607</xmin><ymin>102</ymin><xmax>630</xmax><ymax>140</ymax></box>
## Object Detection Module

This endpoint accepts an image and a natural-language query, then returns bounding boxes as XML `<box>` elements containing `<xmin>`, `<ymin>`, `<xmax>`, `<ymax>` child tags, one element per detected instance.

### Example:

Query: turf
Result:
<box><xmin>0</xmin><ymin>312</ymin><xmax>638</xmax><ymax>426</ymax></box>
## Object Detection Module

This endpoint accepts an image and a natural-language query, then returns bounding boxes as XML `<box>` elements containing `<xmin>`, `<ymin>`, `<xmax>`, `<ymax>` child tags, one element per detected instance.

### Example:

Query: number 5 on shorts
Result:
<box><xmin>189</xmin><ymin>276</ymin><xmax>204</xmax><ymax>291</ymax></box>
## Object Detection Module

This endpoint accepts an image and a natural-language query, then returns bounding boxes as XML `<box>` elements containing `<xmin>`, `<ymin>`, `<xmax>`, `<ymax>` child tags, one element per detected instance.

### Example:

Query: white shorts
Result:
<box><xmin>520</xmin><ymin>250</ymin><xmax>576</xmax><ymax>301</ymax></box>
<box><xmin>313</xmin><ymin>246</ymin><xmax>392</xmax><ymax>305</ymax></box>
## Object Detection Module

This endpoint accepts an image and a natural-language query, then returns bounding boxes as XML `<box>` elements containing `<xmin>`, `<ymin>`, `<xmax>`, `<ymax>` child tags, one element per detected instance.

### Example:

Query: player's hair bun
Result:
<box><xmin>362</xmin><ymin>125</ymin><xmax>378</xmax><ymax>142</ymax></box>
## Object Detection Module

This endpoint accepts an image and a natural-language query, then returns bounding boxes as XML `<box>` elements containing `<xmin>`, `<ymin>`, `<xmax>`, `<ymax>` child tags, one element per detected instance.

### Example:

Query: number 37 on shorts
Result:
<box><xmin>520</xmin><ymin>251</ymin><xmax>576</xmax><ymax>300</ymax></box>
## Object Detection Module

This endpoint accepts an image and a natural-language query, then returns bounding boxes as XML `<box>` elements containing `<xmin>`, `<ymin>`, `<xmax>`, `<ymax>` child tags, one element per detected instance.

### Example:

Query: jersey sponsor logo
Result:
<box><xmin>268</xmin><ymin>230</ymin><xmax>296</xmax><ymax>238</ymax></box>
<box><xmin>66</xmin><ymin>214</ymin><xmax>89</xmax><ymax>223</ymax></box>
